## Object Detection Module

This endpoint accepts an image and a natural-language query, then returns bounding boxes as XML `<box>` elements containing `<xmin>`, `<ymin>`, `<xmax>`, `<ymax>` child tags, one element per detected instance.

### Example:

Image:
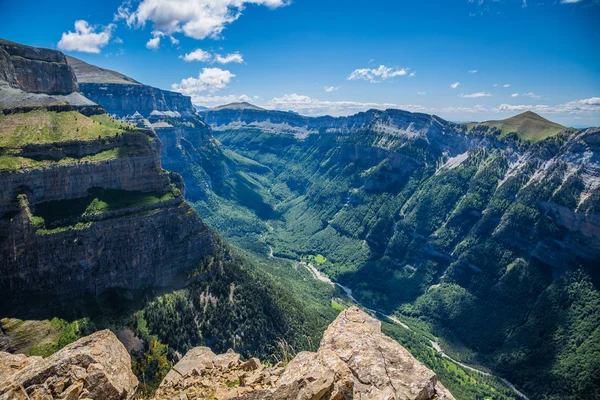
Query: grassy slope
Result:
<box><xmin>0</xmin><ymin>110</ymin><xmax>145</xmax><ymax>171</ymax></box>
<box><xmin>467</xmin><ymin>111</ymin><xmax>566</xmax><ymax>142</ymax></box>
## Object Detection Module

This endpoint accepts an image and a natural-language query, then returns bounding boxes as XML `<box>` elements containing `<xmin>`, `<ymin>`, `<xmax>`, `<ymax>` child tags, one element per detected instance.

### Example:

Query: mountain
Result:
<box><xmin>189</xmin><ymin>105</ymin><xmax>599</xmax><ymax>400</ymax></box>
<box><xmin>467</xmin><ymin>111</ymin><xmax>566</xmax><ymax>142</ymax></box>
<box><xmin>9</xmin><ymin>39</ymin><xmax>597</xmax><ymax>399</ymax></box>
<box><xmin>212</xmin><ymin>102</ymin><xmax>267</xmax><ymax>111</ymax></box>
<box><xmin>0</xmin><ymin>40</ymin><xmax>344</xmax><ymax>396</ymax></box>
<box><xmin>67</xmin><ymin>55</ymin><xmax>195</xmax><ymax>118</ymax></box>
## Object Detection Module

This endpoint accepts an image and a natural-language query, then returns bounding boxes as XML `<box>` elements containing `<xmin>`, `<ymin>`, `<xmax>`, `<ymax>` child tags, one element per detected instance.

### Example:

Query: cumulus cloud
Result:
<box><xmin>214</xmin><ymin>52</ymin><xmax>244</xmax><ymax>64</ymax></box>
<box><xmin>450</xmin><ymin>82</ymin><xmax>460</xmax><ymax>89</ymax></box>
<box><xmin>459</xmin><ymin>92</ymin><xmax>492</xmax><ymax>98</ymax></box>
<box><xmin>348</xmin><ymin>65</ymin><xmax>411</xmax><ymax>83</ymax></box>
<box><xmin>180</xmin><ymin>48</ymin><xmax>212</xmax><ymax>62</ymax></box>
<box><xmin>494</xmin><ymin>97</ymin><xmax>600</xmax><ymax>114</ymax></box>
<box><xmin>179</xmin><ymin>49</ymin><xmax>243</xmax><ymax>64</ymax></box>
<box><xmin>523</xmin><ymin>92</ymin><xmax>541</xmax><ymax>99</ymax></box>
<box><xmin>324</xmin><ymin>86</ymin><xmax>339</xmax><ymax>92</ymax></box>
<box><xmin>503</xmin><ymin>84</ymin><xmax>511</xmax><ymax>88</ymax></box>
<box><xmin>469</xmin><ymin>70</ymin><xmax>478</xmax><ymax>74</ymax></box>
<box><xmin>268</xmin><ymin>93</ymin><xmax>429</xmax><ymax>116</ymax></box>
<box><xmin>417</xmin><ymin>91</ymin><xmax>426</xmax><ymax>95</ymax></box>
<box><xmin>441</xmin><ymin>105</ymin><xmax>488</xmax><ymax>113</ymax></box>
<box><xmin>146</xmin><ymin>36</ymin><xmax>160</xmax><ymax>50</ymax></box>
<box><xmin>116</xmin><ymin>0</ymin><xmax>290</xmax><ymax>40</ymax></box>
<box><xmin>58</xmin><ymin>20</ymin><xmax>115</xmax><ymax>53</ymax></box>
<box><xmin>191</xmin><ymin>94</ymin><xmax>254</xmax><ymax>107</ymax></box>
<box><xmin>512</xmin><ymin>93</ymin><xmax>519</xmax><ymax>97</ymax></box>
<box><xmin>172</xmin><ymin>68</ymin><xmax>236</xmax><ymax>97</ymax></box>
<box><xmin>145</xmin><ymin>30</ymin><xmax>179</xmax><ymax>50</ymax></box>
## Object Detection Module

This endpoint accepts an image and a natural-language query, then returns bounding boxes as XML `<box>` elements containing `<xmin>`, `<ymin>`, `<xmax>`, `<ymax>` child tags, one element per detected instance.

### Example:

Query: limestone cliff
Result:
<box><xmin>67</xmin><ymin>56</ymin><xmax>196</xmax><ymax>118</ymax></box>
<box><xmin>0</xmin><ymin>41</ymin><xmax>214</xmax><ymax>311</ymax></box>
<box><xmin>0</xmin><ymin>38</ymin><xmax>100</xmax><ymax>113</ymax></box>
<box><xmin>153</xmin><ymin>307</ymin><xmax>453</xmax><ymax>400</ymax></box>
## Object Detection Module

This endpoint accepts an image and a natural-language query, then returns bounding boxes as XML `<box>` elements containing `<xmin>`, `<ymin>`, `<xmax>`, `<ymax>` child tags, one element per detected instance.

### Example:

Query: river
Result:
<box><xmin>268</xmin><ymin>246</ymin><xmax>530</xmax><ymax>400</ymax></box>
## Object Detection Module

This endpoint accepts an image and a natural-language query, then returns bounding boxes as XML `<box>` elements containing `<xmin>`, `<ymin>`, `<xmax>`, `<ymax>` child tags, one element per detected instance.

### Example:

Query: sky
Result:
<box><xmin>1</xmin><ymin>0</ymin><xmax>599</xmax><ymax>126</ymax></box>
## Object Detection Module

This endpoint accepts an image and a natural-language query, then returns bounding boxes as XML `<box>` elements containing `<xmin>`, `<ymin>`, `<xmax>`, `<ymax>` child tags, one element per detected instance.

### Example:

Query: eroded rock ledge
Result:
<box><xmin>155</xmin><ymin>306</ymin><xmax>454</xmax><ymax>400</ymax></box>
<box><xmin>0</xmin><ymin>308</ymin><xmax>453</xmax><ymax>399</ymax></box>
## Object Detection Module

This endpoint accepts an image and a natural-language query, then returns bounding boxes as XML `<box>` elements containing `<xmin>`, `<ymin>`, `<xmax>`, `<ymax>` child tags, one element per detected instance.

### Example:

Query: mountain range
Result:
<box><xmin>1</xmin><ymin>39</ymin><xmax>598</xmax><ymax>400</ymax></box>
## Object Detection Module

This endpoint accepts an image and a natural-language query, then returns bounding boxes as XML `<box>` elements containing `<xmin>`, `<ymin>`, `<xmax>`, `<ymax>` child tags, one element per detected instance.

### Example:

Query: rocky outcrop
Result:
<box><xmin>0</xmin><ymin>39</ymin><xmax>78</xmax><ymax>95</ymax></box>
<box><xmin>0</xmin><ymin>330</ymin><xmax>138</xmax><ymax>399</ymax></box>
<box><xmin>0</xmin><ymin>40</ymin><xmax>217</xmax><ymax>311</ymax></box>
<box><xmin>67</xmin><ymin>55</ymin><xmax>196</xmax><ymax>119</ymax></box>
<box><xmin>154</xmin><ymin>307</ymin><xmax>454</xmax><ymax>400</ymax></box>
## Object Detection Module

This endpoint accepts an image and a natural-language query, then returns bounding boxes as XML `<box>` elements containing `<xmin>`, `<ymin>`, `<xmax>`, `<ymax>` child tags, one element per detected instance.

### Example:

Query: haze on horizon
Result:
<box><xmin>1</xmin><ymin>0</ymin><xmax>599</xmax><ymax>127</ymax></box>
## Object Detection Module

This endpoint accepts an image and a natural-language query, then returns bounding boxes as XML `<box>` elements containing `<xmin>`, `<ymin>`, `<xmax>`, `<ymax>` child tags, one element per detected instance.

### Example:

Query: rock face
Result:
<box><xmin>0</xmin><ymin>330</ymin><xmax>138</xmax><ymax>399</ymax></box>
<box><xmin>0</xmin><ymin>40</ymin><xmax>215</xmax><ymax>310</ymax></box>
<box><xmin>154</xmin><ymin>307</ymin><xmax>454</xmax><ymax>400</ymax></box>
<box><xmin>67</xmin><ymin>56</ymin><xmax>196</xmax><ymax>118</ymax></box>
<box><xmin>0</xmin><ymin>39</ymin><xmax>78</xmax><ymax>95</ymax></box>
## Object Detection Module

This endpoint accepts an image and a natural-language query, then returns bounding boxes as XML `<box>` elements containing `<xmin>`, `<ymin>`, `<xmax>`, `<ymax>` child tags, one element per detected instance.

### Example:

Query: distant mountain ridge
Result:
<box><xmin>67</xmin><ymin>56</ymin><xmax>195</xmax><ymax>118</ymax></box>
<box><xmin>202</xmin><ymin>102</ymin><xmax>573</xmax><ymax>143</ymax></box>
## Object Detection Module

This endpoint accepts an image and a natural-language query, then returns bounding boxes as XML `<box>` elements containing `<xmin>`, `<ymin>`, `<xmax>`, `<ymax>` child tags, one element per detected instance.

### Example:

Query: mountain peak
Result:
<box><xmin>211</xmin><ymin>102</ymin><xmax>266</xmax><ymax>111</ymax></box>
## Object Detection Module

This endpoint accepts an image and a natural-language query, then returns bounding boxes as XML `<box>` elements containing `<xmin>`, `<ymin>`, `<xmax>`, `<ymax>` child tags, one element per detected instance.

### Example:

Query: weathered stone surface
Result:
<box><xmin>0</xmin><ymin>330</ymin><xmax>138</xmax><ymax>399</ymax></box>
<box><xmin>0</xmin><ymin>39</ymin><xmax>78</xmax><ymax>95</ymax></box>
<box><xmin>154</xmin><ymin>307</ymin><xmax>454</xmax><ymax>400</ymax></box>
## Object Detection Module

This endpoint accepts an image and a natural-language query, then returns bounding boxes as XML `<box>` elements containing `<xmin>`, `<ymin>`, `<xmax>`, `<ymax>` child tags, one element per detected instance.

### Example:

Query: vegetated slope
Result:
<box><xmin>192</xmin><ymin>106</ymin><xmax>599</xmax><ymax>400</ymax></box>
<box><xmin>467</xmin><ymin>111</ymin><xmax>566</xmax><ymax>142</ymax></box>
<box><xmin>0</xmin><ymin>40</ymin><xmax>338</xmax><ymax>395</ymax></box>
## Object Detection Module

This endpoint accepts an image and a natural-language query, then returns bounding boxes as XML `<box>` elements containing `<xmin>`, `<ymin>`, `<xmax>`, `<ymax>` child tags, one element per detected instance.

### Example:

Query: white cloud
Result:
<box><xmin>324</xmin><ymin>86</ymin><xmax>339</xmax><ymax>92</ymax></box>
<box><xmin>191</xmin><ymin>94</ymin><xmax>254</xmax><ymax>106</ymax></box>
<box><xmin>561</xmin><ymin>0</ymin><xmax>583</xmax><ymax>3</ymax></box>
<box><xmin>511</xmin><ymin>93</ymin><xmax>519</xmax><ymax>97</ymax></box>
<box><xmin>417</xmin><ymin>91</ymin><xmax>426</xmax><ymax>95</ymax></box>
<box><xmin>493</xmin><ymin>97</ymin><xmax>600</xmax><ymax>114</ymax></box>
<box><xmin>268</xmin><ymin>93</ymin><xmax>430</xmax><ymax>116</ymax></box>
<box><xmin>459</xmin><ymin>92</ymin><xmax>492</xmax><ymax>98</ymax></box>
<box><xmin>146</xmin><ymin>30</ymin><xmax>179</xmax><ymax>50</ymax></box>
<box><xmin>146</xmin><ymin>37</ymin><xmax>160</xmax><ymax>49</ymax></box>
<box><xmin>348</xmin><ymin>65</ymin><xmax>411</xmax><ymax>83</ymax></box>
<box><xmin>116</xmin><ymin>0</ymin><xmax>290</xmax><ymax>40</ymax></box>
<box><xmin>410</xmin><ymin>72</ymin><xmax>416</xmax><ymax>77</ymax></box>
<box><xmin>441</xmin><ymin>105</ymin><xmax>488</xmax><ymax>113</ymax></box>
<box><xmin>450</xmin><ymin>82</ymin><xmax>460</xmax><ymax>89</ymax></box>
<box><xmin>523</xmin><ymin>92</ymin><xmax>541</xmax><ymax>99</ymax></box>
<box><xmin>214</xmin><ymin>52</ymin><xmax>244</xmax><ymax>64</ymax></box>
<box><xmin>58</xmin><ymin>20</ymin><xmax>115</xmax><ymax>53</ymax></box>
<box><xmin>469</xmin><ymin>70</ymin><xmax>478</xmax><ymax>74</ymax></box>
<box><xmin>172</xmin><ymin>68</ymin><xmax>236</xmax><ymax>97</ymax></box>
<box><xmin>180</xmin><ymin>48</ymin><xmax>212</xmax><ymax>62</ymax></box>
<box><xmin>503</xmin><ymin>84</ymin><xmax>511</xmax><ymax>88</ymax></box>
<box><xmin>113</xmin><ymin>37</ymin><xmax>124</xmax><ymax>44</ymax></box>
<box><xmin>179</xmin><ymin>50</ymin><xmax>243</xmax><ymax>64</ymax></box>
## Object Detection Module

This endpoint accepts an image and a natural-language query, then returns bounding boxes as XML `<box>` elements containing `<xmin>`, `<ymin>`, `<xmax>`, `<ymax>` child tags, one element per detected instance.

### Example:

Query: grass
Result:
<box><xmin>0</xmin><ymin>146</ymin><xmax>146</xmax><ymax>172</ymax></box>
<box><xmin>32</xmin><ymin>188</ymin><xmax>179</xmax><ymax>232</ymax></box>
<box><xmin>467</xmin><ymin>111</ymin><xmax>566</xmax><ymax>143</ymax></box>
<box><xmin>0</xmin><ymin>110</ymin><xmax>139</xmax><ymax>149</ymax></box>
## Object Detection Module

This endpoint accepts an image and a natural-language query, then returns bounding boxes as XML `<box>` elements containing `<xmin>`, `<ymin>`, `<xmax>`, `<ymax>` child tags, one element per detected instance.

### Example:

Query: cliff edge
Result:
<box><xmin>154</xmin><ymin>306</ymin><xmax>454</xmax><ymax>400</ymax></box>
<box><xmin>0</xmin><ymin>307</ymin><xmax>454</xmax><ymax>400</ymax></box>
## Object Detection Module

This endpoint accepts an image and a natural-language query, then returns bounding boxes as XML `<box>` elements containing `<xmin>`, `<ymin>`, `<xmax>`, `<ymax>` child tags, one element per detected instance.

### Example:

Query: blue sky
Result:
<box><xmin>1</xmin><ymin>0</ymin><xmax>599</xmax><ymax>126</ymax></box>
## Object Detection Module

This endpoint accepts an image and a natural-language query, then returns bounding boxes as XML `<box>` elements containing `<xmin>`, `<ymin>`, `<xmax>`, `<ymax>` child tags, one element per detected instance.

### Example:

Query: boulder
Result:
<box><xmin>0</xmin><ymin>330</ymin><xmax>138</xmax><ymax>399</ymax></box>
<box><xmin>154</xmin><ymin>307</ymin><xmax>454</xmax><ymax>400</ymax></box>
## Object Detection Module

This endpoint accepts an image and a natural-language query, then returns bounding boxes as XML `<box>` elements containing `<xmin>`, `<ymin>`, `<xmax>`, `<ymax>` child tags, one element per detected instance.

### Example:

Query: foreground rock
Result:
<box><xmin>154</xmin><ymin>307</ymin><xmax>454</xmax><ymax>400</ymax></box>
<box><xmin>0</xmin><ymin>330</ymin><xmax>138</xmax><ymax>399</ymax></box>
